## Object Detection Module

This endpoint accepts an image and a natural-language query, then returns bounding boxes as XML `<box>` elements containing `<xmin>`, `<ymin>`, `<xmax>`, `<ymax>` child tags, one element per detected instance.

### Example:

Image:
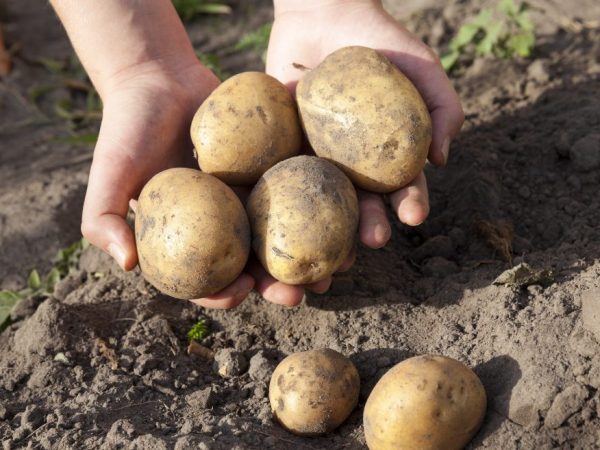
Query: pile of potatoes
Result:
<box><xmin>135</xmin><ymin>46</ymin><xmax>432</xmax><ymax>298</ymax></box>
<box><xmin>268</xmin><ymin>350</ymin><xmax>486</xmax><ymax>449</ymax></box>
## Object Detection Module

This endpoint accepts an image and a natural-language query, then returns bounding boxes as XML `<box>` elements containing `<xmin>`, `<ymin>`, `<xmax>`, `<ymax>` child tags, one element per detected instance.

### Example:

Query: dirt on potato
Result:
<box><xmin>1</xmin><ymin>0</ymin><xmax>600</xmax><ymax>449</ymax></box>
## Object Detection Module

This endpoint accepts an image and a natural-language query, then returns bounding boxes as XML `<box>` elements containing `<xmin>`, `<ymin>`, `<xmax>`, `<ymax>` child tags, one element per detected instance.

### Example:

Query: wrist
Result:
<box><xmin>273</xmin><ymin>0</ymin><xmax>381</xmax><ymax>18</ymax></box>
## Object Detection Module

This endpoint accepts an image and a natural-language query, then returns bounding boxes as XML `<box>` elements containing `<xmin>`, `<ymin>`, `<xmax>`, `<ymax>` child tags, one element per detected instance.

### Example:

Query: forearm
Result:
<box><xmin>50</xmin><ymin>0</ymin><xmax>198</xmax><ymax>97</ymax></box>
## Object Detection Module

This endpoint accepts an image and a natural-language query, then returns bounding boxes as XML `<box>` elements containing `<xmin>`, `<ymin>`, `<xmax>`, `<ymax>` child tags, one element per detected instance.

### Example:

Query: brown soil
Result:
<box><xmin>1</xmin><ymin>0</ymin><xmax>600</xmax><ymax>449</ymax></box>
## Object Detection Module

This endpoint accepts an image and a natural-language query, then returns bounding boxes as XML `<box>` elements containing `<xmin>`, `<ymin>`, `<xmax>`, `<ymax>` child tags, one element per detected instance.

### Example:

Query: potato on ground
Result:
<box><xmin>296</xmin><ymin>46</ymin><xmax>432</xmax><ymax>193</ymax></box>
<box><xmin>363</xmin><ymin>355</ymin><xmax>487</xmax><ymax>450</ymax></box>
<box><xmin>269</xmin><ymin>349</ymin><xmax>360</xmax><ymax>436</ymax></box>
<box><xmin>246</xmin><ymin>155</ymin><xmax>358</xmax><ymax>285</ymax></box>
<box><xmin>191</xmin><ymin>71</ymin><xmax>302</xmax><ymax>185</ymax></box>
<box><xmin>135</xmin><ymin>168</ymin><xmax>250</xmax><ymax>299</ymax></box>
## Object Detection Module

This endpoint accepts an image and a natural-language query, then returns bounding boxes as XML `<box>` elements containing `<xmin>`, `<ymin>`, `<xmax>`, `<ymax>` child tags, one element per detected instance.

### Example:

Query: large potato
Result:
<box><xmin>135</xmin><ymin>168</ymin><xmax>250</xmax><ymax>299</ymax></box>
<box><xmin>297</xmin><ymin>46</ymin><xmax>432</xmax><ymax>193</ymax></box>
<box><xmin>269</xmin><ymin>349</ymin><xmax>360</xmax><ymax>436</ymax></box>
<box><xmin>363</xmin><ymin>355</ymin><xmax>486</xmax><ymax>450</ymax></box>
<box><xmin>191</xmin><ymin>71</ymin><xmax>302</xmax><ymax>185</ymax></box>
<box><xmin>246</xmin><ymin>155</ymin><xmax>358</xmax><ymax>285</ymax></box>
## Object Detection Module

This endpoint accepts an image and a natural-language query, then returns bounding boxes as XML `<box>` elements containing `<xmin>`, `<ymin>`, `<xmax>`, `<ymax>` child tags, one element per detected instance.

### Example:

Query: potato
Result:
<box><xmin>296</xmin><ymin>46</ymin><xmax>432</xmax><ymax>193</ymax></box>
<box><xmin>190</xmin><ymin>71</ymin><xmax>302</xmax><ymax>185</ymax></box>
<box><xmin>135</xmin><ymin>168</ymin><xmax>250</xmax><ymax>299</ymax></box>
<box><xmin>269</xmin><ymin>349</ymin><xmax>360</xmax><ymax>436</ymax></box>
<box><xmin>363</xmin><ymin>355</ymin><xmax>486</xmax><ymax>450</ymax></box>
<box><xmin>246</xmin><ymin>155</ymin><xmax>358</xmax><ymax>284</ymax></box>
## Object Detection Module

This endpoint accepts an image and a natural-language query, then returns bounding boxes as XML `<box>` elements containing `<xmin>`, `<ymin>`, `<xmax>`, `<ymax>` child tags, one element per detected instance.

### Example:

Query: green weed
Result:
<box><xmin>0</xmin><ymin>238</ymin><xmax>89</xmax><ymax>332</ymax></box>
<box><xmin>187</xmin><ymin>318</ymin><xmax>210</xmax><ymax>342</ymax></box>
<box><xmin>441</xmin><ymin>0</ymin><xmax>535</xmax><ymax>72</ymax></box>
<box><xmin>234</xmin><ymin>22</ymin><xmax>272</xmax><ymax>62</ymax></box>
<box><xmin>173</xmin><ymin>0</ymin><xmax>231</xmax><ymax>21</ymax></box>
<box><xmin>197</xmin><ymin>52</ymin><xmax>230</xmax><ymax>80</ymax></box>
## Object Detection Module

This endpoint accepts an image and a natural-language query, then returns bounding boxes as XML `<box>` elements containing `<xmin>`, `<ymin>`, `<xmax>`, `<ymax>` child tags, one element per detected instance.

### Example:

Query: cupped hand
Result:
<box><xmin>267</xmin><ymin>0</ymin><xmax>464</xmax><ymax>248</ymax></box>
<box><xmin>83</xmin><ymin>61</ymin><xmax>348</xmax><ymax>309</ymax></box>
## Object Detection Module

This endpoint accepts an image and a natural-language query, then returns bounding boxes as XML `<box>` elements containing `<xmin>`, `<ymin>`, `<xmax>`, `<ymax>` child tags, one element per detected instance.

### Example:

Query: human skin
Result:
<box><xmin>49</xmin><ymin>0</ymin><xmax>463</xmax><ymax>309</ymax></box>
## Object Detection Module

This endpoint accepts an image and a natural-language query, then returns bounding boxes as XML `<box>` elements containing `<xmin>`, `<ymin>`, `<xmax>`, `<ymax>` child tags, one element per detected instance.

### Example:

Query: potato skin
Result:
<box><xmin>135</xmin><ymin>168</ymin><xmax>250</xmax><ymax>299</ymax></box>
<box><xmin>363</xmin><ymin>355</ymin><xmax>487</xmax><ymax>450</ymax></box>
<box><xmin>191</xmin><ymin>72</ymin><xmax>302</xmax><ymax>185</ymax></box>
<box><xmin>246</xmin><ymin>155</ymin><xmax>358</xmax><ymax>285</ymax></box>
<box><xmin>269</xmin><ymin>349</ymin><xmax>360</xmax><ymax>436</ymax></box>
<box><xmin>297</xmin><ymin>46</ymin><xmax>432</xmax><ymax>193</ymax></box>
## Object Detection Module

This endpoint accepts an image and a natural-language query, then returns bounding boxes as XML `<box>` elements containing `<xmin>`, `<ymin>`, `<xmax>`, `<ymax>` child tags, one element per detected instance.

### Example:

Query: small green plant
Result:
<box><xmin>441</xmin><ymin>0</ymin><xmax>535</xmax><ymax>72</ymax></box>
<box><xmin>173</xmin><ymin>0</ymin><xmax>231</xmax><ymax>21</ymax></box>
<box><xmin>0</xmin><ymin>238</ymin><xmax>89</xmax><ymax>332</ymax></box>
<box><xmin>234</xmin><ymin>22</ymin><xmax>272</xmax><ymax>62</ymax></box>
<box><xmin>187</xmin><ymin>318</ymin><xmax>210</xmax><ymax>342</ymax></box>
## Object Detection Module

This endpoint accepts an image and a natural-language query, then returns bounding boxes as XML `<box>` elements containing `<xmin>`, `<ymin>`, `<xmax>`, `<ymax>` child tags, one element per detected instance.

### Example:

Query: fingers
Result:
<box><xmin>358</xmin><ymin>190</ymin><xmax>391</xmax><ymax>248</ymax></box>
<box><xmin>338</xmin><ymin>247</ymin><xmax>356</xmax><ymax>272</ymax></box>
<box><xmin>81</xmin><ymin>147</ymin><xmax>140</xmax><ymax>271</ymax></box>
<box><xmin>389</xmin><ymin>171</ymin><xmax>429</xmax><ymax>226</ymax></box>
<box><xmin>190</xmin><ymin>273</ymin><xmax>255</xmax><ymax>309</ymax></box>
<box><xmin>383</xmin><ymin>43</ymin><xmax>464</xmax><ymax>166</ymax></box>
<box><xmin>247</xmin><ymin>261</ymin><xmax>306</xmax><ymax>307</ymax></box>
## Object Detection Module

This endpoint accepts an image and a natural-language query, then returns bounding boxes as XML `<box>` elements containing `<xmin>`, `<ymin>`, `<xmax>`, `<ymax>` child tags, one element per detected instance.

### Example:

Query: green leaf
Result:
<box><xmin>498</xmin><ymin>0</ymin><xmax>519</xmax><ymax>16</ymax></box>
<box><xmin>476</xmin><ymin>21</ymin><xmax>504</xmax><ymax>56</ymax></box>
<box><xmin>507</xmin><ymin>32</ymin><xmax>535</xmax><ymax>57</ymax></box>
<box><xmin>515</xmin><ymin>12</ymin><xmax>534</xmax><ymax>31</ymax></box>
<box><xmin>28</xmin><ymin>270</ymin><xmax>41</xmax><ymax>290</ymax></box>
<box><xmin>0</xmin><ymin>291</ymin><xmax>21</xmax><ymax>333</ymax></box>
<box><xmin>195</xmin><ymin>3</ymin><xmax>231</xmax><ymax>14</ymax></box>
<box><xmin>449</xmin><ymin>23</ymin><xmax>481</xmax><ymax>51</ymax></box>
<box><xmin>52</xmin><ymin>133</ymin><xmax>98</xmax><ymax>145</ymax></box>
<box><xmin>441</xmin><ymin>50</ymin><xmax>461</xmax><ymax>72</ymax></box>
<box><xmin>234</xmin><ymin>23</ymin><xmax>272</xmax><ymax>54</ymax></box>
<box><xmin>187</xmin><ymin>319</ymin><xmax>209</xmax><ymax>342</ymax></box>
<box><xmin>45</xmin><ymin>268</ymin><xmax>61</xmax><ymax>292</ymax></box>
<box><xmin>472</xmin><ymin>9</ymin><xmax>494</xmax><ymax>28</ymax></box>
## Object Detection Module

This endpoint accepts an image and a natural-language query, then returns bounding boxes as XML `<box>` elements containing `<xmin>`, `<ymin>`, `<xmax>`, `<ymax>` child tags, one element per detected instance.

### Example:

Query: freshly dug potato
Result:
<box><xmin>363</xmin><ymin>355</ymin><xmax>487</xmax><ymax>450</ymax></box>
<box><xmin>246</xmin><ymin>155</ymin><xmax>358</xmax><ymax>284</ymax></box>
<box><xmin>269</xmin><ymin>349</ymin><xmax>360</xmax><ymax>436</ymax></box>
<box><xmin>190</xmin><ymin>71</ymin><xmax>302</xmax><ymax>185</ymax></box>
<box><xmin>135</xmin><ymin>168</ymin><xmax>250</xmax><ymax>299</ymax></box>
<box><xmin>296</xmin><ymin>46</ymin><xmax>432</xmax><ymax>193</ymax></box>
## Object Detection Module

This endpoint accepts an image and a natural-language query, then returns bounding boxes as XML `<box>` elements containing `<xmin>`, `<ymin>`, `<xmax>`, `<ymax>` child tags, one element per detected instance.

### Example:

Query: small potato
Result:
<box><xmin>191</xmin><ymin>72</ymin><xmax>302</xmax><ymax>185</ymax></box>
<box><xmin>135</xmin><ymin>168</ymin><xmax>250</xmax><ymax>299</ymax></box>
<box><xmin>246</xmin><ymin>155</ymin><xmax>358</xmax><ymax>285</ymax></box>
<box><xmin>363</xmin><ymin>355</ymin><xmax>487</xmax><ymax>450</ymax></box>
<box><xmin>269</xmin><ymin>349</ymin><xmax>360</xmax><ymax>436</ymax></box>
<box><xmin>297</xmin><ymin>46</ymin><xmax>432</xmax><ymax>193</ymax></box>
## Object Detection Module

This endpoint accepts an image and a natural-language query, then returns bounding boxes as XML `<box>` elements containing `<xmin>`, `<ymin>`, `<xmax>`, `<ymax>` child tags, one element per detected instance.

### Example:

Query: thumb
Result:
<box><xmin>81</xmin><ymin>140</ymin><xmax>140</xmax><ymax>271</ymax></box>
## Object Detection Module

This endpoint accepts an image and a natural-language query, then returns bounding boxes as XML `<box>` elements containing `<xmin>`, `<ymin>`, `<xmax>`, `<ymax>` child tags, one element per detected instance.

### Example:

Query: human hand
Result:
<box><xmin>267</xmin><ymin>0</ymin><xmax>464</xmax><ymax>247</ymax></box>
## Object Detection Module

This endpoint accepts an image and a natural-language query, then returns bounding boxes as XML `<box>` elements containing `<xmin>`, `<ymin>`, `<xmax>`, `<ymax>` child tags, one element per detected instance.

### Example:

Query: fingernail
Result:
<box><xmin>108</xmin><ymin>243</ymin><xmax>126</xmax><ymax>270</ymax></box>
<box><xmin>441</xmin><ymin>137</ymin><xmax>450</xmax><ymax>166</ymax></box>
<box><xmin>374</xmin><ymin>223</ymin><xmax>390</xmax><ymax>245</ymax></box>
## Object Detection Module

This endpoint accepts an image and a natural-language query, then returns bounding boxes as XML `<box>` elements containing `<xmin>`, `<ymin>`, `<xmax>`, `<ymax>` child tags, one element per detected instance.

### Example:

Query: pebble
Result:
<box><xmin>185</xmin><ymin>387</ymin><xmax>215</xmax><ymax>409</ymax></box>
<box><xmin>248</xmin><ymin>351</ymin><xmax>274</xmax><ymax>382</ymax></box>
<box><xmin>544</xmin><ymin>384</ymin><xmax>589</xmax><ymax>429</ymax></box>
<box><xmin>570</xmin><ymin>134</ymin><xmax>600</xmax><ymax>172</ymax></box>
<box><xmin>581</xmin><ymin>288</ymin><xmax>600</xmax><ymax>342</ymax></box>
<box><xmin>214</xmin><ymin>349</ymin><xmax>248</xmax><ymax>378</ymax></box>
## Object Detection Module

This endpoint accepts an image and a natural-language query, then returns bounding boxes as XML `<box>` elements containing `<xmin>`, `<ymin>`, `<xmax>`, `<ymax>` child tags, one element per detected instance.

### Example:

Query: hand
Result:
<box><xmin>267</xmin><ymin>0</ymin><xmax>464</xmax><ymax>247</ymax></box>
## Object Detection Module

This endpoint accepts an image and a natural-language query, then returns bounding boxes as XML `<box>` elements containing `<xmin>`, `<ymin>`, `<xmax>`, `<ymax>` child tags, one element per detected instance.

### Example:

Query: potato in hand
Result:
<box><xmin>191</xmin><ymin>72</ymin><xmax>302</xmax><ymax>185</ymax></box>
<box><xmin>297</xmin><ymin>46</ymin><xmax>432</xmax><ymax>193</ymax></box>
<box><xmin>246</xmin><ymin>155</ymin><xmax>358</xmax><ymax>285</ymax></box>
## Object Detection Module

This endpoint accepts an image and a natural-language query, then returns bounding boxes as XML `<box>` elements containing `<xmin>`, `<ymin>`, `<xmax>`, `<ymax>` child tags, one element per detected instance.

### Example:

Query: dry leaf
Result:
<box><xmin>95</xmin><ymin>338</ymin><xmax>119</xmax><ymax>370</ymax></box>
<box><xmin>493</xmin><ymin>262</ymin><xmax>554</xmax><ymax>288</ymax></box>
<box><xmin>0</xmin><ymin>26</ymin><xmax>11</xmax><ymax>76</ymax></box>
<box><xmin>187</xmin><ymin>341</ymin><xmax>214</xmax><ymax>359</ymax></box>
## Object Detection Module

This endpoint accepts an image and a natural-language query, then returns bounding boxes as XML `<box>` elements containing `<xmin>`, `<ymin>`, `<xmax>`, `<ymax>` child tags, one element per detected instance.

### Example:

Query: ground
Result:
<box><xmin>1</xmin><ymin>0</ymin><xmax>600</xmax><ymax>448</ymax></box>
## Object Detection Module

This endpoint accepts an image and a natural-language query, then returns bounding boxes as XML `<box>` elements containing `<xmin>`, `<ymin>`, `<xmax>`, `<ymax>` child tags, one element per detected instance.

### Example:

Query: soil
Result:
<box><xmin>1</xmin><ymin>0</ymin><xmax>600</xmax><ymax>449</ymax></box>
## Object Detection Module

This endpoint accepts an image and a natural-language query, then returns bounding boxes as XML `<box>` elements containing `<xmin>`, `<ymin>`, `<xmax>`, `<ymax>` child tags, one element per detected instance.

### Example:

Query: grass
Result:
<box><xmin>441</xmin><ymin>0</ymin><xmax>535</xmax><ymax>72</ymax></box>
<box><xmin>0</xmin><ymin>238</ymin><xmax>89</xmax><ymax>332</ymax></box>
<box><xmin>173</xmin><ymin>0</ymin><xmax>231</xmax><ymax>21</ymax></box>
